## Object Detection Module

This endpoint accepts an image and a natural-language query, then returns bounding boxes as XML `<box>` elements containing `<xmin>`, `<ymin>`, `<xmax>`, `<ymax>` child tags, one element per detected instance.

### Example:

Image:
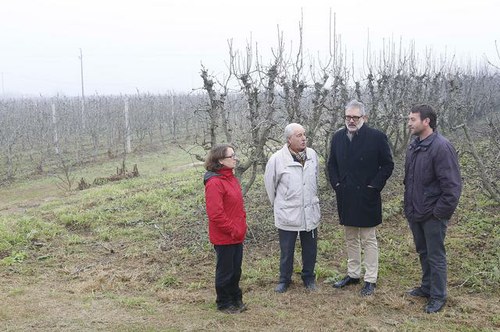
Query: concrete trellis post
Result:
<box><xmin>124</xmin><ymin>98</ymin><xmax>132</xmax><ymax>154</ymax></box>
<box><xmin>51</xmin><ymin>103</ymin><xmax>60</xmax><ymax>155</ymax></box>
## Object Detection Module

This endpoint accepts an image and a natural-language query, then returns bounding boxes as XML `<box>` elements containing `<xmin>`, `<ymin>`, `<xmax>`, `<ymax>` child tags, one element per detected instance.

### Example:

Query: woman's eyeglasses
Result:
<box><xmin>224</xmin><ymin>154</ymin><xmax>237</xmax><ymax>159</ymax></box>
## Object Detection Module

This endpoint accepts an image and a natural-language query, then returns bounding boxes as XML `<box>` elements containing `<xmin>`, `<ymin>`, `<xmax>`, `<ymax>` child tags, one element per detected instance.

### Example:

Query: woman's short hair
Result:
<box><xmin>204</xmin><ymin>143</ymin><xmax>234</xmax><ymax>171</ymax></box>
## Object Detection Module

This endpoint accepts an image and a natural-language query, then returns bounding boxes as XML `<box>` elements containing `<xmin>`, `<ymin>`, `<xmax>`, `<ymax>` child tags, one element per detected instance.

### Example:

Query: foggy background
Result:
<box><xmin>1</xmin><ymin>0</ymin><xmax>499</xmax><ymax>97</ymax></box>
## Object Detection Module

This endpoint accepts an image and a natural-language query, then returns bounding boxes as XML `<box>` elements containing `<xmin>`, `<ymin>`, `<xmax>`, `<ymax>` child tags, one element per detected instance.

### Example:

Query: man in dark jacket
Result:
<box><xmin>327</xmin><ymin>100</ymin><xmax>394</xmax><ymax>296</ymax></box>
<box><xmin>404</xmin><ymin>104</ymin><xmax>461</xmax><ymax>313</ymax></box>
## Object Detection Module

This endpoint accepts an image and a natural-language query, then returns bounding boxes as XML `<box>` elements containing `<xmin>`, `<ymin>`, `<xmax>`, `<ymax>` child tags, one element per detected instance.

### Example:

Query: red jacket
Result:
<box><xmin>204</xmin><ymin>168</ymin><xmax>247</xmax><ymax>245</ymax></box>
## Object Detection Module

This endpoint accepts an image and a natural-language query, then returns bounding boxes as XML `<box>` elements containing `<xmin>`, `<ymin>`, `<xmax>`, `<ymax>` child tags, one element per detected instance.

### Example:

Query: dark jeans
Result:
<box><xmin>278</xmin><ymin>228</ymin><xmax>317</xmax><ymax>284</ymax></box>
<box><xmin>409</xmin><ymin>218</ymin><xmax>448</xmax><ymax>300</ymax></box>
<box><xmin>214</xmin><ymin>243</ymin><xmax>243</xmax><ymax>309</ymax></box>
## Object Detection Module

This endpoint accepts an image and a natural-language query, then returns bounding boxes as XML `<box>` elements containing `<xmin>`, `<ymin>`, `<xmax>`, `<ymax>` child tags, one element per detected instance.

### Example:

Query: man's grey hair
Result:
<box><xmin>284</xmin><ymin>123</ymin><xmax>303</xmax><ymax>142</ymax></box>
<box><xmin>345</xmin><ymin>99</ymin><xmax>368</xmax><ymax>116</ymax></box>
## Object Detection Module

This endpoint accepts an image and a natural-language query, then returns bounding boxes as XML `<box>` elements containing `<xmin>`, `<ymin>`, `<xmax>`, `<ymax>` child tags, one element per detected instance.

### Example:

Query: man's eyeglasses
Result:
<box><xmin>224</xmin><ymin>154</ymin><xmax>237</xmax><ymax>159</ymax></box>
<box><xmin>345</xmin><ymin>115</ymin><xmax>362</xmax><ymax>122</ymax></box>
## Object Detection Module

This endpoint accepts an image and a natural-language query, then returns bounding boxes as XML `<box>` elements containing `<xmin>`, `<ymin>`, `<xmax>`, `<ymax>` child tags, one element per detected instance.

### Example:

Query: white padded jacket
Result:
<box><xmin>264</xmin><ymin>144</ymin><xmax>321</xmax><ymax>232</ymax></box>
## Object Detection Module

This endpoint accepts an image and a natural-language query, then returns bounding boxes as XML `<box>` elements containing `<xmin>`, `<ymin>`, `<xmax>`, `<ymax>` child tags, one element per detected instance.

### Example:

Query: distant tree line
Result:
<box><xmin>0</xmin><ymin>93</ymin><xmax>200</xmax><ymax>182</ymax></box>
<box><xmin>196</xmin><ymin>30</ymin><xmax>500</xmax><ymax>196</ymax></box>
<box><xmin>1</xmin><ymin>30</ymin><xmax>499</xmax><ymax>200</ymax></box>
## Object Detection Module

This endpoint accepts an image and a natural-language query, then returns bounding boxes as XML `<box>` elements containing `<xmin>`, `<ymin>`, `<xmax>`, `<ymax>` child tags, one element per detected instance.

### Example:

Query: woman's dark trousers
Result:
<box><xmin>214</xmin><ymin>243</ymin><xmax>243</xmax><ymax>309</ymax></box>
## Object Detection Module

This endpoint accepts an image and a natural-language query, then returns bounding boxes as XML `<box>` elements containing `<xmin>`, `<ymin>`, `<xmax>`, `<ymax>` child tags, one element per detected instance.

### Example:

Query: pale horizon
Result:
<box><xmin>1</xmin><ymin>0</ymin><xmax>499</xmax><ymax>97</ymax></box>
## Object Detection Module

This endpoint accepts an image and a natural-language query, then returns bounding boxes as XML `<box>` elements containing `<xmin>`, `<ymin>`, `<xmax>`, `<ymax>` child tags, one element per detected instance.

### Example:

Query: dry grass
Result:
<box><xmin>1</xmin><ymin>233</ymin><xmax>498</xmax><ymax>331</ymax></box>
<box><xmin>0</xmin><ymin>155</ymin><xmax>498</xmax><ymax>331</ymax></box>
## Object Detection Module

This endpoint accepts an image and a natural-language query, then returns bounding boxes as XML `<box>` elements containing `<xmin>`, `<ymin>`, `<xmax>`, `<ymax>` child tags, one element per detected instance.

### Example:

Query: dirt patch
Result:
<box><xmin>2</xmin><ymin>273</ymin><xmax>498</xmax><ymax>331</ymax></box>
<box><xmin>1</xmin><ymin>239</ymin><xmax>498</xmax><ymax>331</ymax></box>
<box><xmin>1</xmin><ymin>156</ymin><xmax>498</xmax><ymax>331</ymax></box>
<box><xmin>0</xmin><ymin>181</ymin><xmax>60</xmax><ymax>216</ymax></box>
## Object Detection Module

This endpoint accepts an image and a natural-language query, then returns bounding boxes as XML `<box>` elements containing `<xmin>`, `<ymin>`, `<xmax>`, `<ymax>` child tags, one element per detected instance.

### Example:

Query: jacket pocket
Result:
<box><xmin>305</xmin><ymin>197</ymin><xmax>321</xmax><ymax>229</ymax></box>
<box><xmin>362</xmin><ymin>186</ymin><xmax>380</xmax><ymax>206</ymax></box>
<box><xmin>276</xmin><ymin>205</ymin><xmax>303</xmax><ymax>227</ymax></box>
<box><xmin>423</xmin><ymin>187</ymin><xmax>441</xmax><ymax>207</ymax></box>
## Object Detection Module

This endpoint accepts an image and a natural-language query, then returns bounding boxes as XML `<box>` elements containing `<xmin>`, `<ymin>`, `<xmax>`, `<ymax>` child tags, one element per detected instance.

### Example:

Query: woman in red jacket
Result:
<box><xmin>204</xmin><ymin>144</ymin><xmax>247</xmax><ymax>314</ymax></box>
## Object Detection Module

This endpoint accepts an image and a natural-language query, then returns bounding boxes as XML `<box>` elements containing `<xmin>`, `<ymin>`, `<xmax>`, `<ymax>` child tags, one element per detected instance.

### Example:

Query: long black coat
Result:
<box><xmin>327</xmin><ymin>124</ymin><xmax>394</xmax><ymax>227</ymax></box>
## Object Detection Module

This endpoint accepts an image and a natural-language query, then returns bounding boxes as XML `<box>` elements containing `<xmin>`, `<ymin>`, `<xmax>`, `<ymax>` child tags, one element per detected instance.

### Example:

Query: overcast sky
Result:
<box><xmin>1</xmin><ymin>0</ymin><xmax>499</xmax><ymax>97</ymax></box>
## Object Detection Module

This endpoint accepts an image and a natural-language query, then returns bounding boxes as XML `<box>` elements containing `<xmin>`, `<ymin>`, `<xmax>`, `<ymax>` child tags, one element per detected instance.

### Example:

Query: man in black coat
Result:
<box><xmin>327</xmin><ymin>100</ymin><xmax>394</xmax><ymax>296</ymax></box>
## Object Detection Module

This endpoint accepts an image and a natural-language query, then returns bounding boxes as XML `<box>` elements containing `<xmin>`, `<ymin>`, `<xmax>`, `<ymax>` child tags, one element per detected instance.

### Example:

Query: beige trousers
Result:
<box><xmin>344</xmin><ymin>226</ymin><xmax>378</xmax><ymax>283</ymax></box>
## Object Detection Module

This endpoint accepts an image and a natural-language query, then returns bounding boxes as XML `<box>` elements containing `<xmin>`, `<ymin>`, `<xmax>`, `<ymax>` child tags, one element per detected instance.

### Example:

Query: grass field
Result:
<box><xmin>0</xmin><ymin>146</ymin><xmax>498</xmax><ymax>331</ymax></box>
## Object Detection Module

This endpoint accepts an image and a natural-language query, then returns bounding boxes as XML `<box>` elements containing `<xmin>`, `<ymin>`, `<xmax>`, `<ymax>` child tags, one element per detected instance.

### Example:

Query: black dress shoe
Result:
<box><xmin>360</xmin><ymin>282</ymin><xmax>376</xmax><ymax>296</ymax></box>
<box><xmin>425</xmin><ymin>298</ymin><xmax>446</xmax><ymax>313</ymax></box>
<box><xmin>218</xmin><ymin>305</ymin><xmax>240</xmax><ymax>314</ymax></box>
<box><xmin>275</xmin><ymin>282</ymin><xmax>289</xmax><ymax>293</ymax></box>
<box><xmin>333</xmin><ymin>275</ymin><xmax>360</xmax><ymax>288</ymax></box>
<box><xmin>304</xmin><ymin>280</ymin><xmax>317</xmax><ymax>291</ymax></box>
<box><xmin>406</xmin><ymin>287</ymin><xmax>430</xmax><ymax>298</ymax></box>
<box><xmin>234</xmin><ymin>300</ymin><xmax>248</xmax><ymax>312</ymax></box>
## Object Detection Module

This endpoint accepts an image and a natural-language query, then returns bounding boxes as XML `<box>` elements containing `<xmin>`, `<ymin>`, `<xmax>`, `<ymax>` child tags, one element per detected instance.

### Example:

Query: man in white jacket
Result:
<box><xmin>264</xmin><ymin>123</ymin><xmax>321</xmax><ymax>293</ymax></box>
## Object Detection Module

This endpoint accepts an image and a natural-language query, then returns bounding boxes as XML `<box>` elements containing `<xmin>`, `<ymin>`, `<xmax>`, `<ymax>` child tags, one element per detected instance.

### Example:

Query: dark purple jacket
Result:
<box><xmin>404</xmin><ymin>132</ymin><xmax>462</xmax><ymax>223</ymax></box>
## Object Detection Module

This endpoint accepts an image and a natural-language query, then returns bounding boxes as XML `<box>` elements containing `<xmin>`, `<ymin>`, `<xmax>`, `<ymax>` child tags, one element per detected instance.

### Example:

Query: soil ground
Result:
<box><xmin>1</xmin><ymin>161</ymin><xmax>498</xmax><ymax>331</ymax></box>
